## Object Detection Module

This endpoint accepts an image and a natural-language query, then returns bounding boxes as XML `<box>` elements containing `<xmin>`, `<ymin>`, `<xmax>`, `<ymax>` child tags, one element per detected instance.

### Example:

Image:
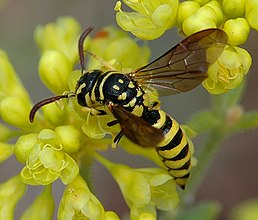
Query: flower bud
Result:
<box><xmin>34</xmin><ymin>16</ymin><xmax>81</xmax><ymax>63</ymax></box>
<box><xmin>0</xmin><ymin>176</ymin><xmax>26</xmax><ymax>220</ymax></box>
<box><xmin>103</xmin><ymin>37</ymin><xmax>150</xmax><ymax>70</ymax></box>
<box><xmin>41</xmin><ymin>99</ymin><xmax>68</xmax><ymax>126</ymax></box>
<box><xmin>0</xmin><ymin>96</ymin><xmax>31</xmax><ymax>128</ymax></box>
<box><xmin>0</xmin><ymin>123</ymin><xmax>13</xmax><ymax>142</ymax></box>
<box><xmin>182</xmin><ymin>1</ymin><xmax>225</xmax><ymax>35</ymax></box>
<box><xmin>193</xmin><ymin>0</ymin><xmax>210</xmax><ymax>6</ymax></box>
<box><xmin>58</xmin><ymin>175</ymin><xmax>105</xmax><ymax>220</ymax></box>
<box><xmin>104</xmin><ymin>211</ymin><xmax>120</xmax><ymax>220</ymax></box>
<box><xmin>0</xmin><ymin>50</ymin><xmax>29</xmax><ymax>100</ymax></box>
<box><xmin>224</xmin><ymin>18</ymin><xmax>250</xmax><ymax>45</ymax></box>
<box><xmin>226</xmin><ymin>105</ymin><xmax>243</xmax><ymax>127</ymax></box>
<box><xmin>38</xmin><ymin>50</ymin><xmax>73</xmax><ymax>94</ymax></box>
<box><xmin>0</xmin><ymin>142</ymin><xmax>14</xmax><ymax>163</ymax></box>
<box><xmin>182</xmin><ymin>14</ymin><xmax>216</xmax><ymax>36</ymax></box>
<box><xmin>68</xmin><ymin>70</ymin><xmax>81</xmax><ymax>91</ymax></box>
<box><xmin>14</xmin><ymin>133</ymin><xmax>37</xmax><ymax>164</ymax></box>
<box><xmin>20</xmin><ymin>185</ymin><xmax>54</xmax><ymax>220</ymax></box>
<box><xmin>86</xmin><ymin>26</ymin><xmax>150</xmax><ymax>72</ymax></box>
<box><xmin>245</xmin><ymin>0</ymin><xmax>258</xmax><ymax>30</ymax></box>
<box><xmin>151</xmin><ymin>4</ymin><xmax>174</xmax><ymax>28</ymax></box>
<box><xmin>222</xmin><ymin>0</ymin><xmax>246</xmax><ymax>18</ymax></box>
<box><xmin>177</xmin><ymin>1</ymin><xmax>200</xmax><ymax>26</ymax></box>
<box><xmin>206</xmin><ymin>1</ymin><xmax>224</xmax><ymax>25</ymax></box>
<box><xmin>55</xmin><ymin>125</ymin><xmax>80</xmax><ymax>153</ymax></box>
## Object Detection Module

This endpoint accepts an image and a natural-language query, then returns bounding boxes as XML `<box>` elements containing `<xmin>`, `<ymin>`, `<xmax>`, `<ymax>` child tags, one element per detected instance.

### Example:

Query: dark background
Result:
<box><xmin>0</xmin><ymin>1</ymin><xmax>257</xmax><ymax>219</ymax></box>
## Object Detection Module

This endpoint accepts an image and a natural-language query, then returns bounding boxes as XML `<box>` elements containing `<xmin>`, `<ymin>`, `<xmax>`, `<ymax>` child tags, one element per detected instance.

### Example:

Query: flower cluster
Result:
<box><xmin>0</xmin><ymin>0</ymin><xmax>256</xmax><ymax>218</ymax></box>
<box><xmin>115</xmin><ymin>0</ymin><xmax>253</xmax><ymax>94</ymax></box>
<box><xmin>0</xmin><ymin>16</ymin><xmax>180</xmax><ymax>219</ymax></box>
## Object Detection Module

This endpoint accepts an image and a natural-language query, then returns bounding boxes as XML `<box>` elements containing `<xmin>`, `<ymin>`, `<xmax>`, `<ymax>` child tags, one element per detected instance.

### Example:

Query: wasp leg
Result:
<box><xmin>107</xmin><ymin>120</ymin><xmax>119</xmax><ymax>127</ymax></box>
<box><xmin>87</xmin><ymin>108</ymin><xmax>107</xmax><ymax>116</ymax></box>
<box><xmin>112</xmin><ymin>130</ymin><xmax>124</xmax><ymax>149</ymax></box>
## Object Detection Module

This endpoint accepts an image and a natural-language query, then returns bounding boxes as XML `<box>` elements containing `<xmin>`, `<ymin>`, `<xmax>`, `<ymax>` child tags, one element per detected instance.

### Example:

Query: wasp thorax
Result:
<box><xmin>75</xmin><ymin>70</ymin><xmax>103</xmax><ymax>107</ymax></box>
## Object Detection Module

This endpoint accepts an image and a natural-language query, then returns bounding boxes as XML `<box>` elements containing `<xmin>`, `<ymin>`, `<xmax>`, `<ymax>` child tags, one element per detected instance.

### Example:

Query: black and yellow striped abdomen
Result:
<box><xmin>155</xmin><ymin>112</ymin><xmax>191</xmax><ymax>189</ymax></box>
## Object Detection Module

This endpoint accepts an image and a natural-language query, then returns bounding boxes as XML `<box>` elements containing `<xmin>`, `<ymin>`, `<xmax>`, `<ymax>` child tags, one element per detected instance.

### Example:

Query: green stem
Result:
<box><xmin>182</xmin><ymin>128</ymin><xmax>227</xmax><ymax>204</ymax></box>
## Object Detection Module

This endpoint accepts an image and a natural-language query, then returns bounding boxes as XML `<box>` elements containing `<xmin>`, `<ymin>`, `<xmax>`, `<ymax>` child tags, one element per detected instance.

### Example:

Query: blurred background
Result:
<box><xmin>0</xmin><ymin>0</ymin><xmax>257</xmax><ymax>219</ymax></box>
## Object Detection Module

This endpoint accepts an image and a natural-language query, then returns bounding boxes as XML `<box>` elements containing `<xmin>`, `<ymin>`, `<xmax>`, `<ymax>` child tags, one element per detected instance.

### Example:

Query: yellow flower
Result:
<box><xmin>94</xmin><ymin>153</ymin><xmax>179</xmax><ymax>219</ymax></box>
<box><xmin>18</xmin><ymin>129</ymin><xmax>79</xmax><ymax>185</ymax></box>
<box><xmin>203</xmin><ymin>46</ymin><xmax>252</xmax><ymax>94</ymax></box>
<box><xmin>0</xmin><ymin>176</ymin><xmax>26</xmax><ymax>220</ymax></box>
<box><xmin>115</xmin><ymin>0</ymin><xmax>178</xmax><ymax>40</ymax></box>
<box><xmin>58</xmin><ymin>175</ymin><xmax>118</xmax><ymax>220</ymax></box>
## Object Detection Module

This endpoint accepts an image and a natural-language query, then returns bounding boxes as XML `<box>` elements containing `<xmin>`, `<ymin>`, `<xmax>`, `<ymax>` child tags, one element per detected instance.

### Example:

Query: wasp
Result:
<box><xmin>30</xmin><ymin>27</ymin><xmax>227</xmax><ymax>189</ymax></box>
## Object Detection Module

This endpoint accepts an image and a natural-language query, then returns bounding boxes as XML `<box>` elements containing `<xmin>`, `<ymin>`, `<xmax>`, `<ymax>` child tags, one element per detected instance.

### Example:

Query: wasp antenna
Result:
<box><xmin>29</xmin><ymin>94</ymin><xmax>73</xmax><ymax>123</ymax></box>
<box><xmin>78</xmin><ymin>27</ymin><xmax>94</xmax><ymax>74</ymax></box>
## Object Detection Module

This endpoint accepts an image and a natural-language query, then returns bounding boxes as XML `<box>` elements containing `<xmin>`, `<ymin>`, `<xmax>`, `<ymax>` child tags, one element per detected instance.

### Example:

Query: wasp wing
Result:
<box><xmin>133</xmin><ymin>29</ymin><xmax>228</xmax><ymax>95</ymax></box>
<box><xmin>111</xmin><ymin>105</ymin><xmax>164</xmax><ymax>148</ymax></box>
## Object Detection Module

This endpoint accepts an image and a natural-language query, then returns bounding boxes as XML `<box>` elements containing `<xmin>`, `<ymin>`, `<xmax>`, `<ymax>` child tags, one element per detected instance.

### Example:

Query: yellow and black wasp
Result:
<box><xmin>30</xmin><ymin>27</ymin><xmax>227</xmax><ymax>189</ymax></box>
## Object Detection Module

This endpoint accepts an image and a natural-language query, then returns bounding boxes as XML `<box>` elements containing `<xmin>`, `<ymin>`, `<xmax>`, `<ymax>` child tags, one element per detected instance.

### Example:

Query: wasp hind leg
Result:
<box><xmin>107</xmin><ymin>119</ymin><xmax>124</xmax><ymax>149</ymax></box>
<box><xmin>111</xmin><ymin>130</ymin><xmax>124</xmax><ymax>149</ymax></box>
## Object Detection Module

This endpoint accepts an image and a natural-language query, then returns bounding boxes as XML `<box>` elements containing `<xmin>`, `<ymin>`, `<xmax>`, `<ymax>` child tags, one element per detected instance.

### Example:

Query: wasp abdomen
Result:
<box><xmin>156</xmin><ymin>114</ymin><xmax>191</xmax><ymax>189</ymax></box>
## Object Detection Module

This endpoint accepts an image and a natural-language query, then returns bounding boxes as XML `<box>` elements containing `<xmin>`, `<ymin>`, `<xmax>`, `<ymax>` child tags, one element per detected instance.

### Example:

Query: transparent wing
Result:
<box><xmin>111</xmin><ymin>105</ymin><xmax>164</xmax><ymax>148</ymax></box>
<box><xmin>132</xmin><ymin>29</ymin><xmax>228</xmax><ymax>96</ymax></box>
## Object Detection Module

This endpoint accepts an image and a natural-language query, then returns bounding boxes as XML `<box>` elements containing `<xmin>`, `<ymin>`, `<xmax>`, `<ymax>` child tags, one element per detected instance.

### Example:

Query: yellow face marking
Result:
<box><xmin>118</xmin><ymin>92</ymin><xmax>127</xmax><ymax>100</ymax></box>
<box><xmin>113</xmin><ymin>85</ymin><xmax>120</xmax><ymax>90</ymax></box>
<box><xmin>118</xmin><ymin>79</ymin><xmax>124</xmax><ymax>84</ymax></box>
<box><xmin>76</xmin><ymin>82</ymin><xmax>86</xmax><ymax>95</ymax></box>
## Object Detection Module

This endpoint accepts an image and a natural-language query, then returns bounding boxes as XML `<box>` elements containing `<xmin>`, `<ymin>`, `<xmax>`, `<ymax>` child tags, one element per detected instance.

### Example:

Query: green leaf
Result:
<box><xmin>187</xmin><ymin>110</ymin><xmax>221</xmax><ymax>134</ymax></box>
<box><xmin>212</xmin><ymin>80</ymin><xmax>245</xmax><ymax>115</ymax></box>
<box><xmin>175</xmin><ymin>201</ymin><xmax>221</xmax><ymax>220</ymax></box>
<box><xmin>232</xmin><ymin>111</ymin><xmax>258</xmax><ymax>133</ymax></box>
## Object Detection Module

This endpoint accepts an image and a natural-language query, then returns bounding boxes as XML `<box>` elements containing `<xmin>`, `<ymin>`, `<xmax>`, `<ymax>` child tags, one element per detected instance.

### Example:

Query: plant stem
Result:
<box><xmin>182</xmin><ymin>128</ymin><xmax>227</xmax><ymax>204</ymax></box>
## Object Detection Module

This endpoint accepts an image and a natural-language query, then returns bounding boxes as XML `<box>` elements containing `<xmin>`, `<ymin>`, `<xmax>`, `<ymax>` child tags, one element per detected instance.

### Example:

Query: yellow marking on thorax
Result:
<box><xmin>97</xmin><ymin>72</ymin><xmax>113</xmax><ymax>101</ymax></box>
<box><xmin>131</xmin><ymin>105</ymin><xmax>144</xmax><ymax>117</ymax></box>
<box><xmin>118</xmin><ymin>92</ymin><xmax>127</xmax><ymax>100</ymax></box>
<box><xmin>136</xmin><ymin>89</ymin><xmax>143</xmax><ymax>97</ymax></box>
<box><xmin>113</xmin><ymin>85</ymin><xmax>120</xmax><ymax>90</ymax></box>
<box><xmin>128</xmin><ymin>97</ymin><xmax>137</xmax><ymax>107</ymax></box>
<box><xmin>142</xmin><ymin>93</ymin><xmax>150</xmax><ymax>107</ymax></box>
<box><xmin>118</xmin><ymin>79</ymin><xmax>124</xmax><ymax>84</ymax></box>
<box><xmin>128</xmin><ymin>81</ymin><xmax>135</xmax><ymax>88</ymax></box>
